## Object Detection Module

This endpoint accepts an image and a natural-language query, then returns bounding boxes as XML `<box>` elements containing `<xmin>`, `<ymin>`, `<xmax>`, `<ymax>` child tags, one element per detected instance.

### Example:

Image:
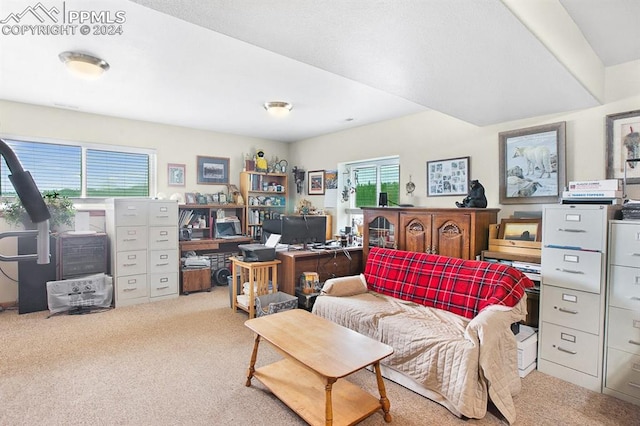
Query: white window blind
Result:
<box><xmin>0</xmin><ymin>137</ymin><xmax>153</xmax><ymax>198</ymax></box>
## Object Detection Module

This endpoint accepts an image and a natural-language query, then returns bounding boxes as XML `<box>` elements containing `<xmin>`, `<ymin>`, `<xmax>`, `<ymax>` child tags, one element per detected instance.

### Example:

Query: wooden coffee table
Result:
<box><xmin>245</xmin><ymin>309</ymin><xmax>394</xmax><ymax>426</ymax></box>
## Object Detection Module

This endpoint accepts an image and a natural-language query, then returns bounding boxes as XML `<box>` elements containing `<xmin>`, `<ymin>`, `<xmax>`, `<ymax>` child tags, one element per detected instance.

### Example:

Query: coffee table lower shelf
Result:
<box><xmin>253</xmin><ymin>358</ymin><xmax>384</xmax><ymax>426</ymax></box>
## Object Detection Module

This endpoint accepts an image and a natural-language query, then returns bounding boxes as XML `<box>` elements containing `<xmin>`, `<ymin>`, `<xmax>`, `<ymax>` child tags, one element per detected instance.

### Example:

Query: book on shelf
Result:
<box><xmin>562</xmin><ymin>190</ymin><xmax>622</xmax><ymax>199</ymax></box>
<box><xmin>568</xmin><ymin>179</ymin><xmax>621</xmax><ymax>191</ymax></box>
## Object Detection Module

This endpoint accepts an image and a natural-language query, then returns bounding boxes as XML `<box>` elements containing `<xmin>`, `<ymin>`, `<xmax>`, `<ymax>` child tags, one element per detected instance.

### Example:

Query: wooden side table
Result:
<box><xmin>230</xmin><ymin>256</ymin><xmax>281</xmax><ymax>318</ymax></box>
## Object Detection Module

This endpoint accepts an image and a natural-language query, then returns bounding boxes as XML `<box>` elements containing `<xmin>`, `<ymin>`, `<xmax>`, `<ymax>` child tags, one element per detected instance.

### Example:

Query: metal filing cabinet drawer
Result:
<box><xmin>543</xmin><ymin>206</ymin><xmax>606</xmax><ymax>251</ymax></box>
<box><xmin>541</xmin><ymin>247</ymin><xmax>603</xmax><ymax>293</ymax></box>
<box><xmin>541</xmin><ymin>284</ymin><xmax>601</xmax><ymax>334</ymax></box>
<box><xmin>607</xmin><ymin>306</ymin><xmax>640</xmax><ymax>356</ymax></box>
<box><xmin>610</xmin><ymin>223</ymin><xmax>640</xmax><ymax>268</ymax></box>
<box><xmin>608</xmin><ymin>265</ymin><xmax>640</xmax><ymax>310</ymax></box>
<box><xmin>540</xmin><ymin>321</ymin><xmax>600</xmax><ymax>376</ymax></box>
<box><xmin>606</xmin><ymin>348</ymin><xmax>640</xmax><ymax>400</ymax></box>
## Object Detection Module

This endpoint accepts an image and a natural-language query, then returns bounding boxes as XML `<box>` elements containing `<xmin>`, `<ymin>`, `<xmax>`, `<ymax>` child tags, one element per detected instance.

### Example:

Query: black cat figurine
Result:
<box><xmin>455</xmin><ymin>180</ymin><xmax>487</xmax><ymax>208</ymax></box>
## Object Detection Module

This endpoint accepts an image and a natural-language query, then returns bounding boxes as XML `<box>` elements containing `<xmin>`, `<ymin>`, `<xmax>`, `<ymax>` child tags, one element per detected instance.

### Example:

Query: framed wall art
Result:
<box><xmin>167</xmin><ymin>163</ymin><xmax>185</xmax><ymax>186</ymax></box>
<box><xmin>197</xmin><ymin>156</ymin><xmax>229</xmax><ymax>184</ymax></box>
<box><xmin>497</xmin><ymin>218</ymin><xmax>542</xmax><ymax>242</ymax></box>
<box><xmin>499</xmin><ymin>121</ymin><xmax>566</xmax><ymax>204</ymax></box>
<box><xmin>426</xmin><ymin>156</ymin><xmax>469</xmax><ymax>196</ymax></box>
<box><xmin>308</xmin><ymin>170</ymin><xmax>325</xmax><ymax>195</ymax></box>
<box><xmin>184</xmin><ymin>192</ymin><xmax>196</xmax><ymax>204</ymax></box>
<box><xmin>606</xmin><ymin>109</ymin><xmax>640</xmax><ymax>185</ymax></box>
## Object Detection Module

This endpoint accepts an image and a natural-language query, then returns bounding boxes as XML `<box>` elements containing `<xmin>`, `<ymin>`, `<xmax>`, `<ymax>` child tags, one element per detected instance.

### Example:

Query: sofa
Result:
<box><xmin>312</xmin><ymin>247</ymin><xmax>534</xmax><ymax>424</ymax></box>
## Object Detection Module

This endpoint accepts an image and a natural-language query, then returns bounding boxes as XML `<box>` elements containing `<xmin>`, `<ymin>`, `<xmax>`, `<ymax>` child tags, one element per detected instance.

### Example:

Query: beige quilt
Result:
<box><xmin>312</xmin><ymin>291</ymin><xmax>526</xmax><ymax>424</ymax></box>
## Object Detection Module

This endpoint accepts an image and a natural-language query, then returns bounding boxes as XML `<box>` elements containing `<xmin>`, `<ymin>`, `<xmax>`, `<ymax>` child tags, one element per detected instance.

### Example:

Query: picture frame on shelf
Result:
<box><xmin>168</xmin><ymin>163</ymin><xmax>185</xmax><ymax>186</ymax></box>
<box><xmin>499</xmin><ymin>121</ymin><xmax>566</xmax><ymax>204</ymax></box>
<box><xmin>606</xmin><ymin>109</ymin><xmax>640</xmax><ymax>185</ymax></box>
<box><xmin>197</xmin><ymin>156</ymin><xmax>230</xmax><ymax>184</ymax></box>
<box><xmin>308</xmin><ymin>170</ymin><xmax>325</xmax><ymax>195</ymax></box>
<box><xmin>184</xmin><ymin>192</ymin><xmax>196</xmax><ymax>204</ymax></box>
<box><xmin>497</xmin><ymin>218</ymin><xmax>542</xmax><ymax>242</ymax></box>
<box><xmin>426</xmin><ymin>156</ymin><xmax>469</xmax><ymax>196</ymax></box>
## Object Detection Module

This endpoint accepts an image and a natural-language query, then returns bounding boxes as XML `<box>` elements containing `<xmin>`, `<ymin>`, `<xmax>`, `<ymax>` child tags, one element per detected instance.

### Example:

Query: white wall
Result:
<box><xmin>289</xmin><ymin>60</ymin><xmax>640</xmax><ymax>231</ymax></box>
<box><xmin>1</xmin><ymin>60</ymin><xmax>639</xmax><ymax>305</ymax></box>
<box><xmin>0</xmin><ymin>101</ymin><xmax>290</xmax><ymax>305</ymax></box>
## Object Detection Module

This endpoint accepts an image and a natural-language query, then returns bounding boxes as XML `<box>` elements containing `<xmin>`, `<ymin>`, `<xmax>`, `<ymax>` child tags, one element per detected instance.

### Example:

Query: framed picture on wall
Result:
<box><xmin>197</xmin><ymin>156</ymin><xmax>229</xmax><ymax>184</ymax></box>
<box><xmin>606</xmin><ymin>109</ymin><xmax>640</xmax><ymax>185</ymax></box>
<box><xmin>499</xmin><ymin>121</ymin><xmax>566</xmax><ymax>204</ymax></box>
<box><xmin>426</xmin><ymin>156</ymin><xmax>469</xmax><ymax>196</ymax></box>
<box><xmin>167</xmin><ymin>163</ymin><xmax>185</xmax><ymax>186</ymax></box>
<box><xmin>308</xmin><ymin>170</ymin><xmax>325</xmax><ymax>195</ymax></box>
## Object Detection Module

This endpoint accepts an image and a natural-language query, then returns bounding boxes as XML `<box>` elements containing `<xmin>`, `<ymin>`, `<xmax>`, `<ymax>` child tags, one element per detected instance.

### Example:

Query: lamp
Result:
<box><xmin>263</xmin><ymin>101</ymin><xmax>293</xmax><ymax>117</ymax></box>
<box><xmin>59</xmin><ymin>51</ymin><xmax>110</xmax><ymax>80</ymax></box>
<box><xmin>378</xmin><ymin>192</ymin><xmax>388</xmax><ymax>207</ymax></box>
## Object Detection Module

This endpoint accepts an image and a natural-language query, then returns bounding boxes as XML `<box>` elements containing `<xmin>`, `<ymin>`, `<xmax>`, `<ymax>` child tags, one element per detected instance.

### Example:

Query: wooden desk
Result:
<box><xmin>230</xmin><ymin>256</ymin><xmax>281</xmax><ymax>319</ymax></box>
<box><xmin>276</xmin><ymin>247</ymin><xmax>363</xmax><ymax>295</ymax></box>
<box><xmin>179</xmin><ymin>236</ymin><xmax>252</xmax><ymax>253</ymax></box>
<box><xmin>245</xmin><ymin>309</ymin><xmax>393</xmax><ymax>426</ymax></box>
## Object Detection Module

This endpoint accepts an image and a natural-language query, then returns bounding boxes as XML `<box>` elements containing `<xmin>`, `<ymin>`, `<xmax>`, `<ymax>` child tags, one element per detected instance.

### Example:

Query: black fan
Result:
<box><xmin>213</xmin><ymin>267</ymin><xmax>231</xmax><ymax>286</ymax></box>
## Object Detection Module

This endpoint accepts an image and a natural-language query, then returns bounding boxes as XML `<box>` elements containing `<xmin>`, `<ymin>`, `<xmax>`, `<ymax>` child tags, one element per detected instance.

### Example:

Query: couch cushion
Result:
<box><xmin>364</xmin><ymin>247</ymin><xmax>533</xmax><ymax>319</ymax></box>
<box><xmin>321</xmin><ymin>274</ymin><xmax>368</xmax><ymax>296</ymax></box>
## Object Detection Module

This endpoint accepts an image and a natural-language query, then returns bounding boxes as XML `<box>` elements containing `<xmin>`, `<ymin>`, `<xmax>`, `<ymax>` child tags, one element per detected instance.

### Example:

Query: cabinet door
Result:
<box><xmin>431</xmin><ymin>213</ymin><xmax>471</xmax><ymax>259</ymax></box>
<box><xmin>362</xmin><ymin>209</ymin><xmax>399</xmax><ymax>262</ymax></box>
<box><xmin>399</xmin><ymin>212</ymin><xmax>432</xmax><ymax>253</ymax></box>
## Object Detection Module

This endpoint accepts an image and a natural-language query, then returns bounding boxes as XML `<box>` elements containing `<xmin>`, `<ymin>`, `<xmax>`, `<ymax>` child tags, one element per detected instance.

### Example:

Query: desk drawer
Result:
<box><xmin>540</xmin><ymin>321</ymin><xmax>599</xmax><ymax>376</ymax></box>
<box><xmin>607</xmin><ymin>306</ymin><xmax>640</xmax><ymax>356</ymax></box>
<box><xmin>608</xmin><ymin>265</ymin><xmax>640</xmax><ymax>310</ymax></box>
<box><xmin>541</xmin><ymin>285</ymin><xmax>601</xmax><ymax>334</ymax></box>
<box><xmin>606</xmin><ymin>348</ymin><xmax>640</xmax><ymax>400</ymax></box>
<box><xmin>542</xmin><ymin>247</ymin><xmax>602</xmax><ymax>293</ymax></box>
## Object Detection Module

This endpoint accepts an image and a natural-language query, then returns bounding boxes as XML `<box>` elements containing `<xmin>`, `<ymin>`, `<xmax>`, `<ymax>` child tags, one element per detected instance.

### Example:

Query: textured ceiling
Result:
<box><xmin>0</xmin><ymin>0</ymin><xmax>638</xmax><ymax>142</ymax></box>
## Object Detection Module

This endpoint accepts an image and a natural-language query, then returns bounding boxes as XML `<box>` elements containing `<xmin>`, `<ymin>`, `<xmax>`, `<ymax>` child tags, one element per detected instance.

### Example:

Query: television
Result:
<box><xmin>281</xmin><ymin>215</ymin><xmax>327</xmax><ymax>249</ymax></box>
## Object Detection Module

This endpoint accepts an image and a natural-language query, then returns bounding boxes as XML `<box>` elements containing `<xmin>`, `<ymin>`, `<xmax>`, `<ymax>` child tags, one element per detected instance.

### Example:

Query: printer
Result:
<box><xmin>238</xmin><ymin>243</ymin><xmax>276</xmax><ymax>262</ymax></box>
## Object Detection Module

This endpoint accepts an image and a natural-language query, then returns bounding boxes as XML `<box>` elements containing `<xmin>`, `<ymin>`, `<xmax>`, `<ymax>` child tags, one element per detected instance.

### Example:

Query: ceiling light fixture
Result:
<box><xmin>59</xmin><ymin>51</ymin><xmax>110</xmax><ymax>80</ymax></box>
<box><xmin>263</xmin><ymin>101</ymin><xmax>293</xmax><ymax>117</ymax></box>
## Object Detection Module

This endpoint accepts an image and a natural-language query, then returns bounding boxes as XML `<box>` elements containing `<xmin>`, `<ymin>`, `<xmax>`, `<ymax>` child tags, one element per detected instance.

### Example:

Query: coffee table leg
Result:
<box><xmin>245</xmin><ymin>334</ymin><xmax>261</xmax><ymax>386</ymax></box>
<box><xmin>373</xmin><ymin>362</ymin><xmax>392</xmax><ymax>422</ymax></box>
<box><xmin>325</xmin><ymin>378</ymin><xmax>336</xmax><ymax>426</ymax></box>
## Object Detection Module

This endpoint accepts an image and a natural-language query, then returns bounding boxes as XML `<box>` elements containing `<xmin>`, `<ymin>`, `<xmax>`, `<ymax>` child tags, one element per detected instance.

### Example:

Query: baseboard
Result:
<box><xmin>0</xmin><ymin>300</ymin><xmax>17</xmax><ymax>310</ymax></box>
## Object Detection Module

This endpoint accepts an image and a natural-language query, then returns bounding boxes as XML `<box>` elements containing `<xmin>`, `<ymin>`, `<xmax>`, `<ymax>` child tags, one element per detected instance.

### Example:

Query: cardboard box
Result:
<box><xmin>516</xmin><ymin>326</ymin><xmax>538</xmax><ymax>371</ymax></box>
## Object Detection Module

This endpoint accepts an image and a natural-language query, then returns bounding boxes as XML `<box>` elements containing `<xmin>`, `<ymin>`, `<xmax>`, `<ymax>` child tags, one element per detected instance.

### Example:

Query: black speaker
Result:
<box><xmin>378</xmin><ymin>192</ymin><xmax>388</xmax><ymax>207</ymax></box>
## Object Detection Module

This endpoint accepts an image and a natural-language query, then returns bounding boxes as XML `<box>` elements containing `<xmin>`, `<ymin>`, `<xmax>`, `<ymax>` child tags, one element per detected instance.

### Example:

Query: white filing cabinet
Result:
<box><xmin>538</xmin><ymin>204</ymin><xmax>620</xmax><ymax>391</ymax></box>
<box><xmin>603</xmin><ymin>220</ymin><xmax>640</xmax><ymax>406</ymax></box>
<box><xmin>106</xmin><ymin>198</ymin><xmax>179</xmax><ymax>307</ymax></box>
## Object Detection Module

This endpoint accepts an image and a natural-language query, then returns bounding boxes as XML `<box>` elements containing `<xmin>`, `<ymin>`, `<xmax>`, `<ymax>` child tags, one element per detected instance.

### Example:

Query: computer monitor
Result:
<box><xmin>280</xmin><ymin>215</ymin><xmax>326</xmax><ymax>249</ymax></box>
<box><xmin>261</xmin><ymin>219</ymin><xmax>282</xmax><ymax>243</ymax></box>
<box><xmin>214</xmin><ymin>218</ymin><xmax>242</xmax><ymax>238</ymax></box>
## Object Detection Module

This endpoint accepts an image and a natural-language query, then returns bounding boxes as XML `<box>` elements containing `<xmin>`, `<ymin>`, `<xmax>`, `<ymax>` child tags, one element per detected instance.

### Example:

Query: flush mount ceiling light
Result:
<box><xmin>263</xmin><ymin>101</ymin><xmax>293</xmax><ymax>117</ymax></box>
<box><xmin>59</xmin><ymin>51</ymin><xmax>110</xmax><ymax>80</ymax></box>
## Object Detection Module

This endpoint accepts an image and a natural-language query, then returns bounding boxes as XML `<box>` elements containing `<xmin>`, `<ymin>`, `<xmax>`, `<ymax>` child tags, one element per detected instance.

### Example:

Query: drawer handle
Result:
<box><xmin>156</xmin><ymin>285</ymin><xmax>169</xmax><ymax>290</ymax></box>
<box><xmin>629</xmin><ymin>382</ymin><xmax>640</xmax><ymax>390</ymax></box>
<box><xmin>631</xmin><ymin>253</ymin><xmax>640</xmax><ymax>257</ymax></box>
<box><xmin>556</xmin><ymin>268</ymin><xmax>584</xmax><ymax>275</ymax></box>
<box><xmin>629</xmin><ymin>340</ymin><xmax>640</xmax><ymax>346</ymax></box>
<box><xmin>123</xmin><ymin>288</ymin><xmax>138</xmax><ymax>292</ymax></box>
<box><xmin>558</xmin><ymin>307</ymin><xmax>578</xmax><ymax>314</ymax></box>
<box><xmin>123</xmin><ymin>263</ymin><xmax>138</xmax><ymax>267</ymax></box>
<box><xmin>123</xmin><ymin>238</ymin><xmax>138</xmax><ymax>242</ymax></box>
<box><xmin>156</xmin><ymin>239</ymin><xmax>169</xmax><ymax>243</ymax></box>
<box><xmin>156</xmin><ymin>262</ymin><xmax>169</xmax><ymax>266</ymax></box>
<box><xmin>557</xmin><ymin>228</ymin><xmax>586</xmax><ymax>233</ymax></box>
<box><xmin>557</xmin><ymin>346</ymin><xmax>577</xmax><ymax>355</ymax></box>
<box><xmin>631</xmin><ymin>297</ymin><xmax>640</xmax><ymax>301</ymax></box>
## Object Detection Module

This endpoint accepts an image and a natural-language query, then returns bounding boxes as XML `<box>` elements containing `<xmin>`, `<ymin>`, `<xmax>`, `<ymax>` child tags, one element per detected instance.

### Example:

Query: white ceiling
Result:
<box><xmin>0</xmin><ymin>0</ymin><xmax>638</xmax><ymax>143</ymax></box>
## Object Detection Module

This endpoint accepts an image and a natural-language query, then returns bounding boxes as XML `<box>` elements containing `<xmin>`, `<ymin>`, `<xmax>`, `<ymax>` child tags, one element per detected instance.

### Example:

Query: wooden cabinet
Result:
<box><xmin>240</xmin><ymin>171</ymin><xmax>288</xmax><ymax>241</ymax></box>
<box><xmin>362</xmin><ymin>207</ymin><xmax>498</xmax><ymax>263</ymax></box>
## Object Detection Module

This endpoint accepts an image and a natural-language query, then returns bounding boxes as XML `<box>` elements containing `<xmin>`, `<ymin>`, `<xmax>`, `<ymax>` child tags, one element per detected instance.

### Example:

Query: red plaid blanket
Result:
<box><xmin>364</xmin><ymin>247</ymin><xmax>534</xmax><ymax>319</ymax></box>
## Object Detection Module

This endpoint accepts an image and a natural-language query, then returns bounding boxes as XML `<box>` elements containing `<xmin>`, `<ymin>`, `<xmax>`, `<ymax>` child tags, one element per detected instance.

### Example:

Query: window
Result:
<box><xmin>0</xmin><ymin>137</ymin><xmax>156</xmax><ymax>198</ymax></box>
<box><xmin>351</xmin><ymin>158</ymin><xmax>400</xmax><ymax>208</ymax></box>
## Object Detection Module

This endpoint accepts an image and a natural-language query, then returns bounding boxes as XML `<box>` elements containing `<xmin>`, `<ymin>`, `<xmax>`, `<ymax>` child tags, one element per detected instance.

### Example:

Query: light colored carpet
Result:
<box><xmin>1</xmin><ymin>287</ymin><xmax>639</xmax><ymax>425</ymax></box>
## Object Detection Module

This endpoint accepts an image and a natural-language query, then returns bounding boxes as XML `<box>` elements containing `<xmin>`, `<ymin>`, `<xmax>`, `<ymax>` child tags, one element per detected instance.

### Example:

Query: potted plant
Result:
<box><xmin>2</xmin><ymin>190</ymin><xmax>76</xmax><ymax>232</ymax></box>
